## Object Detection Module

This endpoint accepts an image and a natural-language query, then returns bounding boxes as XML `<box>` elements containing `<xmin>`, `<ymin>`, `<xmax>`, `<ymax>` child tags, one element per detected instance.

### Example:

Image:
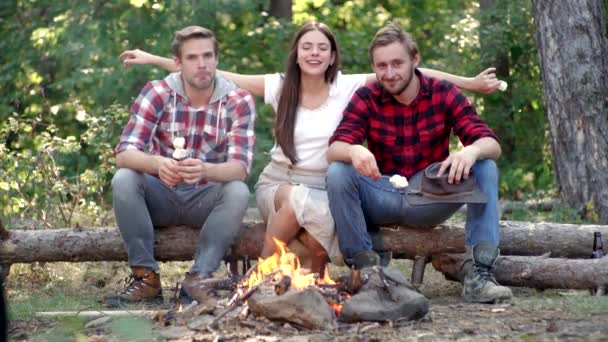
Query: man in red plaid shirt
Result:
<box><xmin>106</xmin><ymin>26</ymin><xmax>256</xmax><ymax>307</ymax></box>
<box><xmin>326</xmin><ymin>23</ymin><xmax>512</xmax><ymax>304</ymax></box>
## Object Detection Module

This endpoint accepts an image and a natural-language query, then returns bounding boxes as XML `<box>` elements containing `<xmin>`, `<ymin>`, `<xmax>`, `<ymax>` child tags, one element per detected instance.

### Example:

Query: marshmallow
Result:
<box><xmin>389</xmin><ymin>175</ymin><xmax>409</xmax><ymax>188</ymax></box>
<box><xmin>498</xmin><ymin>81</ymin><xmax>508</xmax><ymax>92</ymax></box>
<box><xmin>172</xmin><ymin>148</ymin><xmax>187</xmax><ymax>160</ymax></box>
<box><xmin>173</xmin><ymin>137</ymin><xmax>185</xmax><ymax>149</ymax></box>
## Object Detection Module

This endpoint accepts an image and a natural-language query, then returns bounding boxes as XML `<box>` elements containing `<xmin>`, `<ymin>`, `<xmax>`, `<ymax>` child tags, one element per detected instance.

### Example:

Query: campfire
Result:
<box><xmin>161</xmin><ymin>238</ymin><xmax>428</xmax><ymax>332</ymax></box>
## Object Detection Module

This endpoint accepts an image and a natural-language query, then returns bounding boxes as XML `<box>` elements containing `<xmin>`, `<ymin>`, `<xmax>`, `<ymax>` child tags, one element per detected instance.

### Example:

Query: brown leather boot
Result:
<box><xmin>104</xmin><ymin>267</ymin><xmax>163</xmax><ymax>307</ymax></box>
<box><xmin>179</xmin><ymin>272</ymin><xmax>213</xmax><ymax>304</ymax></box>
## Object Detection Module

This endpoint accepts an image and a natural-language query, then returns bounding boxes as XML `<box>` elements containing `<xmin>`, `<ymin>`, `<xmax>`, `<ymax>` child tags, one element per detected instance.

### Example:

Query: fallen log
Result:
<box><xmin>1</xmin><ymin>221</ymin><xmax>607</xmax><ymax>264</ymax></box>
<box><xmin>432</xmin><ymin>253</ymin><xmax>608</xmax><ymax>290</ymax></box>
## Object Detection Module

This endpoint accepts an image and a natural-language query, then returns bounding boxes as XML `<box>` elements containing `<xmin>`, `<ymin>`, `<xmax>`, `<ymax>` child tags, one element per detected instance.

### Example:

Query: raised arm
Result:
<box><xmin>419</xmin><ymin>67</ymin><xmax>501</xmax><ymax>94</ymax></box>
<box><xmin>361</xmin><ymin>67</ymin><xmax>502</xmax><ymax>94</ymax></box>
<box><xmin>120</xmin><ymin>49</ymin><xmax>178</xmax><ymax>72</ymax></box>
<box><xmin>119</xmin><ymin>49</ymin><xmax>266</xmax><ymax>97</ymax></box>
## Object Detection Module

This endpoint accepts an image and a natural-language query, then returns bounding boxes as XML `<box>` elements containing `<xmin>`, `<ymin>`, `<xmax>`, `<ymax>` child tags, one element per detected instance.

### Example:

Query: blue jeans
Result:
<box><xmin>112</xmin><ymin>168</ymin><xmax>249</xmax><ymax>274</ymax></box>
<box><xmin>326</xmin><ymin>160</ymin><xmax>500</xmax><ymax>260</ymax></box>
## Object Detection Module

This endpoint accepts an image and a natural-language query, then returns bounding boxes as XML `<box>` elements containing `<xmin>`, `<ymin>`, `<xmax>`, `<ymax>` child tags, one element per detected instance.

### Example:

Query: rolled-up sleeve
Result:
<box><xmin>115</xmin><ymin>82</ymin><xmax>166</xmax><ymax>154</ymax></box>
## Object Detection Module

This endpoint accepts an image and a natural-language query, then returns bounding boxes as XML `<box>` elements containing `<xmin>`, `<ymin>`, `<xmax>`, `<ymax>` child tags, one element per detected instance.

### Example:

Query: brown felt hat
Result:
<box><xmin>406</xmin><ymin>162</ymin><xmax>487</xmax><ymax>205</ymax></box>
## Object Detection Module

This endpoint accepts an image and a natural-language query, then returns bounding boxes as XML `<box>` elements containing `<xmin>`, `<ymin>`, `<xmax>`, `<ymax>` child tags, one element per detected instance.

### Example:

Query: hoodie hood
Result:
<box><xmin>164</xmin><ymin>72</ymin><xmax>237</xmax><ymax>104</ymax></box>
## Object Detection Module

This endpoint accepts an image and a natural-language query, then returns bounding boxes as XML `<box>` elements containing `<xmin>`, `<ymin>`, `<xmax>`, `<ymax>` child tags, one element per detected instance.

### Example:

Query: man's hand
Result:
<box><xmin>177</xmin><ymin>158</ymin><xmax>209</xmax><ymax>184</ymax></box>
<box><xmin>158</xmin><ymin>157</ymin><xmax>183</xmax><ymax>187</ymax></box>
<box><xmin>469</xmin><ymin>67</ymin><xmax>502</xmax><ymax>94</ymax></box>
<box><xmin>119</xmin><ymin>49</ymin><xmax>157</xmax><ymax>68</ymax></box>
<box><xmin>349</xmin><ymin>145</ymin><xmax>381</xmax><ymax>180</ymax></box>
<box><xmin>437</xmin><ymin>145</ymin><xmax>481</xmax><ymax>184</ymax></box>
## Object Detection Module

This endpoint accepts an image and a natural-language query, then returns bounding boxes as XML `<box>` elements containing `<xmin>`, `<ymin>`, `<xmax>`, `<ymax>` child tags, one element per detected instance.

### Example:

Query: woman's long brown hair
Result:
<box><xmin>275</xmin><ymin>22</ymin><xmax>341</xmax><ymax>165</ymax></box>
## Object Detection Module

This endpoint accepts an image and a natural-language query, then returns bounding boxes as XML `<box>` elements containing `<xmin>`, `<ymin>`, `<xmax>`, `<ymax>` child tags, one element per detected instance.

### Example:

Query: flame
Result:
<box><xmin>177</xmin><ymin>304</ymin><xmax>183</xmax><ymax>313</ymax></box>
<box><xmin>245</xmin><ymin>238</ymin><xmax>336</xmax><ymax>289</ymax></box>
<box><xmin>329</xmin><ymin>302</ymin><xmax>342</xmax><ymax>317</ymax></box>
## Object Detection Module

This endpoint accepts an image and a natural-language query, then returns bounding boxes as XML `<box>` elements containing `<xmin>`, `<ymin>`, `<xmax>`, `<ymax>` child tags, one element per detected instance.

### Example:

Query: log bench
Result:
<box><xmin>1</xmin><ymin>211</ymin><xmax>607</xmax><ymax>291</ymax></box>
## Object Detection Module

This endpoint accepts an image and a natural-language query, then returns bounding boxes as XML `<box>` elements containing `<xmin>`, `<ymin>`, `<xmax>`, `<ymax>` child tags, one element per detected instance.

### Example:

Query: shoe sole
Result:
<box><xmin>463</xmin><ymin>294</ymin><xmax>512</xmax><ymax>304</ymax></box>
<box><xmin>105</xmin><ymin>295</ymin><xmax>164</xmax><ymax>308</ymax></box>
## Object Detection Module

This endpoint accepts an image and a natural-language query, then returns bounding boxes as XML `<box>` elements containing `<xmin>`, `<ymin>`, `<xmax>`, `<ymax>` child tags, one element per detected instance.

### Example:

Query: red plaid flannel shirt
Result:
<box><xmin>329</xmin><ymin>69</ymin><xmax>498</xmax><ymax>179</ymax></box>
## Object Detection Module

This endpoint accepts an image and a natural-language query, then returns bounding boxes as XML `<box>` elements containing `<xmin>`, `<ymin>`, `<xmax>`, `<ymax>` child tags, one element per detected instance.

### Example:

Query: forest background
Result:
<box><xmin>1</xmin><ymin>0</ymin><xmax>607</xmax><ymax>229</ymax></box>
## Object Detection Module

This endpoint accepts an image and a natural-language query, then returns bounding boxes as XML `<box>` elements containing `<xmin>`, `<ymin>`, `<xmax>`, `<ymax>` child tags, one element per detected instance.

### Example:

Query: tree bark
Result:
<box><xmin>269</xmin><ymin>0</ymin><xmax>292</xmax><ymax>20</ymax></box>
<box><xmin>532</xmin><ymin>0</ymin><xmax>608</xmax><ymax>223</ymax></box>
<box><xmin>1</xmin><ymin>221</ymin><xmax>607</xmax><ymax>264</ymax></box>
<box><xmin>432</xmin><ymin>253</ymin><xmax>608</xmax><ymax>290</ymax></box>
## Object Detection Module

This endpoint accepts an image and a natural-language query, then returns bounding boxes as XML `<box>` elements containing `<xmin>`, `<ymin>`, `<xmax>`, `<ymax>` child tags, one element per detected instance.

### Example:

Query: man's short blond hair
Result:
<box><xmin>368</xmin><ymin>22</ymin><xmax>418</xmax><ymax>64</ymax></box>
<box><xmin>171</xmin><ymin>26</ymin><xmax>218</xmax><ymax>58</ymax></box>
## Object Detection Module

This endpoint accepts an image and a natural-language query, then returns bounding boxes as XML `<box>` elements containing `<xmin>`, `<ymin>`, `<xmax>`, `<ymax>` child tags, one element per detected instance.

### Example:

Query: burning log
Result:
<box><xmin>207</xmin><ymin>271</ymin><xmax>276</xmax><ymax>330</ymax></box>
<box><xmin>2</xmin><ymin>221</ymin><xmax>608</xmax><ymax>265</ymax></box>
<box><xmin>432</xmin><ymin>253</ymin><xmax>608</xmax><ymax>290</ymax></box>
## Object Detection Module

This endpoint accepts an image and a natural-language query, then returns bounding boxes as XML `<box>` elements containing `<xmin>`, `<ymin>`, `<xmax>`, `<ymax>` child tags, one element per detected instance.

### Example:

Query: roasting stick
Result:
<box><xmin>207</xmin><ymin>269</ymin><xmax>280</xmax><ymax>331</ymax></box>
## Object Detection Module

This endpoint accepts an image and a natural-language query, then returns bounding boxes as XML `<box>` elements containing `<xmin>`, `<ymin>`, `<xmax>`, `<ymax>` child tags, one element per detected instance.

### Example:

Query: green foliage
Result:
<box><xmin>4</xmin><ymin>0</ymin><xmax>601</xmax><ymax>226</ymax></box>
<box><xmin>0</xmin><ymin>103</ymin><xmax>126</xmax><ymax>227</ymax></box>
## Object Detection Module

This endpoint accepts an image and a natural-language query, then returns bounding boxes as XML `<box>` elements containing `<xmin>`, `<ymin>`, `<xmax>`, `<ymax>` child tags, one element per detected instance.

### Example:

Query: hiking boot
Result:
<box><xmin>461</xmin><ymin>241</ymin><xmax>513</xmax><ymax>303</ymax></box>
<box><xmin>351</xmin><ymin>250</ymin><xmax>381</xmax><ymax>270</ymax></box>
<box><xmin>179</xmin><ymin>272</ymin><xmax>213</xmax><ymax>304</ymax></box>
<box><xmin>105</xmin><ymin>267</ymin><xmax>163</xmax><ymax>307</ymax></box>
<box><xmin>378</xmin><ymin>251</ymin><xmax>393</xmax><ymax>267</ymax></box>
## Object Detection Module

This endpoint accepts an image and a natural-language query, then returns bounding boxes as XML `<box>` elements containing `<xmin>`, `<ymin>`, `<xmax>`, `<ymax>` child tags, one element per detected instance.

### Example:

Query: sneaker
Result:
<box><xmin>105</xmin><ymin>267</ymin><xmax>163</xmax><ymax>307</ymax></box>
<box><xmin>461</xmin><ymin>242</ymin><xmax>513</xmax><ymax>303</ymax></box>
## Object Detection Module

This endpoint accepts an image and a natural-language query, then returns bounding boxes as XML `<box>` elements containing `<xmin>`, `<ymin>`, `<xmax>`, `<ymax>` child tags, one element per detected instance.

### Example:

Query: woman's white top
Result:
<box><xmin>264</xmin><ymin>71</ymin><xmax>367</xmax><ymax>171</ymax></box>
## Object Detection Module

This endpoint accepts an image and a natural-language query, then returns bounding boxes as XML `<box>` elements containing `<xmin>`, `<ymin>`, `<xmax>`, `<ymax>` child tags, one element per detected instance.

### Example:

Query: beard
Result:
<box><xmin>185</xmin><ymin>71</ymin><xmax>215</xmax><ymax>90</ymax></box>
<box><xmin>382</xmin><ymin>65</ymin><xmax>415</xmax><ymax>96</ymax></box>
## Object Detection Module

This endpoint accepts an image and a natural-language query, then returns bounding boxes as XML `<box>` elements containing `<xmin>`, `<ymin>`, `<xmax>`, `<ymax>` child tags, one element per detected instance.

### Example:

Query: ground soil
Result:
<box><xmin>7</xmin><ymin>260</ymin><xmax>608</xmax><ymax>341</ymax></box>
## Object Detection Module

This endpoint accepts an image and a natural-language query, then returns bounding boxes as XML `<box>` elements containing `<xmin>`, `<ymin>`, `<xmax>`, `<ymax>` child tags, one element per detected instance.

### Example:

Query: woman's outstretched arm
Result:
<box><xmin>119</xmin><ymin>49</ymin><xmax>266</xmax><ymax>97</ymax></box>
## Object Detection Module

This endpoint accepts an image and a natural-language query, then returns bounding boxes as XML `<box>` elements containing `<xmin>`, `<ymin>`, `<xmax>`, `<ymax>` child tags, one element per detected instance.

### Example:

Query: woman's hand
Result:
<box><xmin>469</xmin><ymin>67</ymin><xmax>503</xmax><ymax>94</ymax></box>
<box><xmin>119</xmin><ymin>49</ymin><xmax>163</xmax><ymax>68</ymax></box>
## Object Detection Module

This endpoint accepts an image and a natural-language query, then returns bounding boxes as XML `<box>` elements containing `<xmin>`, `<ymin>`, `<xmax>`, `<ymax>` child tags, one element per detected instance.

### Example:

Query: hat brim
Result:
<box><xmin>405</xmin><ymin>169</ymin><xmax>488</xmax><ymax>205</ymax></box>
<box><xmin>406</xmin><ymin>189</ymin><xmax>487</xmax><ymax>205</ymax></box>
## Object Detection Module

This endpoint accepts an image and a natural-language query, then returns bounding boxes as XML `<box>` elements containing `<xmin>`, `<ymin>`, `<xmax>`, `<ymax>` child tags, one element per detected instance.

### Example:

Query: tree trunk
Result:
<box><xmin>432</xmin><ymin>253</ymin><xmax>608</xmax><ymax>290</ymax></box>
<box><xmin>532</xmin><ymin>0</ymin><xmax>608</xmax><ymax>223</ymax></box>
<box><xmin>269</xmin><ymin>0</ymin><xmax>292</xmax><ymax>20</ymax></box>
<box><xmin>1</xmin><ymin>221</ymin><xmax>607</xmax><ymax>264</ymax></box>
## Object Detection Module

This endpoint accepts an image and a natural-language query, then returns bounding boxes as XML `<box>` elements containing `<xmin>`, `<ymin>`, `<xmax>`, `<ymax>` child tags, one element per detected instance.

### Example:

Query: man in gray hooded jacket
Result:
<box><xmin>106</xmin><ymin>26</ymin><xmax>256</xmax><ymax>307</ymax></box>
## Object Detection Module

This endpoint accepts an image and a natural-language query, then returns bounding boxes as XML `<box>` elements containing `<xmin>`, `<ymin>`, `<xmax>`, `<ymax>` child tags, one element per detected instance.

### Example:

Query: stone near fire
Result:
<box><xmin>187</xmin><ymin>314</ymin><xmax>215</xmax><ymax>331</ymax></box>
<box><xmin>339</xmin><ymin>268</ymin><xmax>429</xmax><ymax>323</ymax></box>
<box><xmin>248</xmin><ymin>287</ymin><xmax>336</xmax><ymax>330</ymax></box>
<box><xmin>159</xmin><ymin>326</ymin><xmax>196</xmax><ymax>340</ymax></box>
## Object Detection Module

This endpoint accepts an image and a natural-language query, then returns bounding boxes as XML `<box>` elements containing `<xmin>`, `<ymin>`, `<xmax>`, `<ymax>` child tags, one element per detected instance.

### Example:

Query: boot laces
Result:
<box><xmin>119</xmin><ymin>274</ymin><xmax>144</xmax><ymax>294</ymax></box>
<box><xmin>475</xmin><ymin>264</ymin><xmax>497</xmax><ymax>284</ymax></box>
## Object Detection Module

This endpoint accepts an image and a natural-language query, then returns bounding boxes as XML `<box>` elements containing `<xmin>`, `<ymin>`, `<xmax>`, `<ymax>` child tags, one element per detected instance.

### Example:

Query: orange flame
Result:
<box><xmin>177</xmin><ymin>304</ymin><xmax>183</xmax><ymax>313</ymax></box>
<box><xmin>329</xmin><ymin>302</ymin><xmax>343</xmax><ymax>317</ymax></box>
<box><xmin>245</xmin><ymin>238</ymin><xmax>336</xmax><ymax>289</ymax></box>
